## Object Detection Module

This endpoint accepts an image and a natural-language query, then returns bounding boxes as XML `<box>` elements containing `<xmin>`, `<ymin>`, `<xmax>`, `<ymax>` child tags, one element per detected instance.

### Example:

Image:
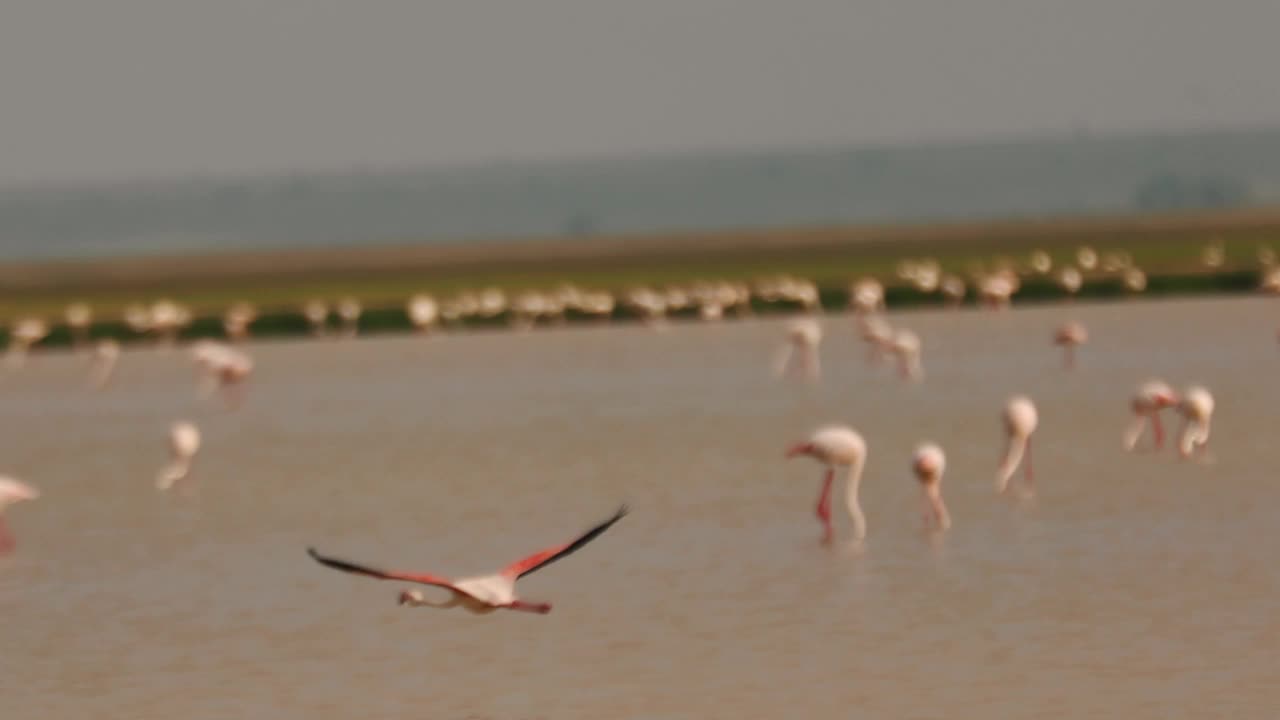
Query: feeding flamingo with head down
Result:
<box><xmin>307</xmin><ymin>506</ymin><xmax>628</xmax><ymax>615</ymax></box>
<box><xmin>1053</xmin><ymin>321</ymin><xmax>1088</xmax><ymax>369</ymax></box>
<box><xmin>0</xmin><ymin>477</ymin><xmax>38</xmax><ymax>555</ymax></box>
<box><xmin>912</xmin><ymin>443</ymin><xmax>950</xmax><ymax>531</ymax></box>
<box><xmin>785</xmin><ymin>426</ymin><xmax>868</xmax><ymax>543</ymax></box>
<box><xmin>997</xmin><ymin>395</ymin><xmax>1038</xmax><ymax>495</ymax></box>
<box><xmin>1123</xmin><ymin>380</ymin><xmax>1180</xmax><ymax>452</ymax></box>
<box><xmin>156</xmin><ymin>421</ymin><xmax>201</xmax><ymax>491</ymax></box>
<box><xmin>1175</xmin><ymin>386</ymin><xmax>1214</xmax><ymax>460</ymax></box>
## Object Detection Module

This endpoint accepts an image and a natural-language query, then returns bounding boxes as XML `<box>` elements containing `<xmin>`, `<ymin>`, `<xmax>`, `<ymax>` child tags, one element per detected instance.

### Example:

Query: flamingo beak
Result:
<box><xmin>785</xmin><ymin>442</ymin><xmax>812</xmax><ymax>459</ymax></box>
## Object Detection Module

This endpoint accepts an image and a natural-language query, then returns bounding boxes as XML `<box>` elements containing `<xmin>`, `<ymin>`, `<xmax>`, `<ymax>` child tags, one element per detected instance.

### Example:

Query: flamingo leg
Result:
<box><xmin>1152</xmin><ymin>413</ymin><xmax>1165</xmax><ymax>449</ymax></box>
<box><xmin>1064</xmin><ymin>346</ymin><xmax>1075</xmax><ymax>370</ymax></box>
<box><xmin>0</xmin><ymin>517</ymin><xmax>12</xmax><ymax>555</ymax></box>
<box><xmin>1023</xmin><ymin>436</ymin><xmax>1034</xmax><ymax>486</ymax></box>
<box><xmin>816</xmin><ymin>469</ymin><xmax>834</xmax><ymax>543</ymax></box>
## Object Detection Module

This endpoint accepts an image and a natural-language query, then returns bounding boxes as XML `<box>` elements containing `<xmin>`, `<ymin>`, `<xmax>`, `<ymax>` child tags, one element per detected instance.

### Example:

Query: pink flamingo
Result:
<box><xmin>786</xmin><ymin>426</ymin><xmax>868</xmax><ymax>542</ymax></box>
<box><xmin>1123</xmin><ymin>380</ymin><xmax>1180</xmax><ymax>452</ymax></box>
<box><xmin>1053</xmin><ymin>321</ymin><xmax>1088</xmax><ymax>369</ymax></box>
<box><xmin>307</xmin><ymin>506</ymin><xmax>628</xmax><ymax>614</ymax></box>
<box><xmin>0</xmin><ymin>477</ymin><xmax>39</xmax><ymax>555</ymax></box>
<box><xmin>912</xmin><ymin>443</ymin><xmax>950</xmax><ymax>531</ymax></box>
<box><xmin>997</xmin><ymin>395</ymin><xmax>1038</xmax><ymax>495</ymax></box>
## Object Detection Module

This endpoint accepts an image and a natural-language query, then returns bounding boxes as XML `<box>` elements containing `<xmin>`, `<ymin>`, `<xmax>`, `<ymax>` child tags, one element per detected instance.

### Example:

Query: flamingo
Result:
<box><xmin>774</xmin><ymin>318</ymin><xmax>822</xmax><ymax>381</ymax></box>
<box><xmin>65</xmin><ymin>302</ymin><xmax>93</xmax><ymax>351</ymax></box>
<box><xmin>156</xmin><ymin>421</ymin><xmax>201</xmax><ymax>490</ymax></box>
<box><xmin>849</xmin><ymin>278</ymin><xmax>885</xmax><ymax>315</ymax></box>
<box><xmin>307</xmin><ymin>506</ymin><xmax>628</xmax><ymax>614</ymax></box>
<box><xmin>303</xmin><ymin>300</ymin><xmax>330</xmax><ymax>337</ymax></box>
<box><xmin>912</xmin><ymin>443</ymin><xmax>950</xmax><ymax>531</ymax></box>
<box><xmin>191</xmin><ymin>341</ymin><xmax>253</xmax><ymax>407</ymax></box>
<box><xmin>337</xmin><ymin>297</ymin><xmax>362</xmax><ymax>338</ymax></box>
<box><xmin>1057</xmin><ymin>267</ymin><xmax>1084</xmax><ymax>298</ymax></box>
<box><xmin>939</xmin><ymin>275</ymin><xmax>966</xmax><ymax>308</ymax></box>
<box><xmin>997</xmin><ymin>395</ymin><xmax>1038</xmax><ymax>495</ymax></box>
<box><xmin>89</xmin><ymin>339</ymin><xmax>121</xmax><ymax>389</ymax></box>
<box><xmin>889</xmin><ymin>328</ymin><xmax>924</xmax><ymax>382</ymax></box>
<box><xmin>1175</xmin><ymin>386</ymin><xmax>1214</xmax><ymax>460</ymax></box>
<box><xmin>1123</xmin><ymin>380</ymin><xmax>1180</xmax><ymax>452</ymax></box>
<box><xmin>223</xmin><ymin>302</ymin><xmax>258</xmax><ymax>342</ymax></box>
<box><xmin>0</xmin><ymin>476</ymin><xmax>39</xmax><ymax>555</ymax></box>
<box><xmin>406</xmin><ymin>294</ymin><xmax>439</xmax><ymax>334</ymax></box>
<box><xmin>785</xmin><ymin>426</ymin><xmax>868</xmax><ymax>542</ymax></box>
<box><xmin>5</xmin><ymin>317</ymin><xmax>50</xmax><ymax>369</ymax></box>
<box><xmin>858</xmin><ymin>315</ymin><xmax>894</xmax><ymax>365</ymax></box>
<box><xmin>1053</xmin><ymin>321</ymin><xmax>1088</xmax><ymax>369</ymax></box>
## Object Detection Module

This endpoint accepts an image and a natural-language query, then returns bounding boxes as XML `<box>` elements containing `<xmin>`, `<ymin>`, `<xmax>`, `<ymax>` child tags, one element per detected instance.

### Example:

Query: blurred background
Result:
<box><xmin>2</xmin><ymin>1</ymin><xmax>1280</xmax><ymax>335</ymax></box>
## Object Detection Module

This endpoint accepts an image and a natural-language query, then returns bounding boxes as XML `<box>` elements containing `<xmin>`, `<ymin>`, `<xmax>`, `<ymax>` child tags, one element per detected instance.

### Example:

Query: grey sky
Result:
<box><xmin>2</xmin><ymin>0</ymin><xmax>1278</xmax><ymax>186</ymax></box>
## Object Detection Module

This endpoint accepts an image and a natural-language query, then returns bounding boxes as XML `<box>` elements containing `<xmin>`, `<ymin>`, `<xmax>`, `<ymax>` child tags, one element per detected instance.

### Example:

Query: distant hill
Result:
<box><xmin>2</xmin><ymin>127</ymin><xmax>1279</xmax><ymax>261</ymax></box>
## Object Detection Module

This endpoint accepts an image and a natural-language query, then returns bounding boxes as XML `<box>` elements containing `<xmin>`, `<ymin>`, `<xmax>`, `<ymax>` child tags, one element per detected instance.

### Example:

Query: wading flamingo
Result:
<box><xmin>191</xmin><ymin>341</ymin><xmax>253</xmax><ymax>407</ymax></box>
<box><xmin>307</xmin><ymin>506</ymin><xmax>628</xmax><ymax>614</ymax></box>
<box><xmin>997</xmin><ymin>395</ymin><xmax>1038</xmax><ymax>495</ymax></box>
<box><xmin>1123</xmin><ymin>380</ymin><xmax>1180</xmax><ymax>452</ymax></box>
<box><xmin>774</xmin><ymin>319</ymin><xmax>822</xmax><ymax>381</ymax></box>
<box><xmin>786</xmin><ymin>426</ymin><xmax>868</xmax><ymax>542</ymax></box>
<box><xmin>912</xmin><ymin>443</ymin><xmax>950</xmax><ymax>531</ymax></box>
<box><xmin>156</xmin><ymin>421</ymin><xmax>201</xmax><ymax>490</ymax></box>
<box><xmin>89</xmin><ymin>339</ymin><xmax>121</xmax><ymax>389</ymax></box>
<box><xmin>0</xmin><ymin>477</ymin><xmax>39</xmax><ymax>555</ymax></box>
<box><xmin>889</xmin><ymin>328</ymin><xmax>924</xmax><ymax>382</ymax></box>
<box><xmin>1175</xmin><ymin>386</ymin><xmax>1214</xmax><ymax>460</ymax></box>
<box><xmin>1053</xmin><ymin>321</ymin><xmax>1088</xmax><ymax>369</ymax></box>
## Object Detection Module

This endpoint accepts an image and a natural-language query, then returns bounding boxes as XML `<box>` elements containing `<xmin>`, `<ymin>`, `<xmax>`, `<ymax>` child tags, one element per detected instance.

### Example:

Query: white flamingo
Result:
<box><xmin>889</xmin><ymin>328</ymin><xmax>924</xmax><ymax>382</ymax></box>
<box><xmin>308</xmin><ymin>506</ymin><xmax>628</xmax><ymax>614</ymax></box>
<box><xmin>997</xmin><ymin>395</ymin><xmax>1038</xmax><ymax>495</ymax></box>
<box><xmin>1175</xmin><ymin>386</ymin><xmax>1214</xmax><ymax>460</ymax></box>
<box><xmin>191</xmin><ymin>341</ymin><xmax>253</xmax><ymax>407</ymax></box>
<box><xmin>912</xmin><ymin>443</ymin><xmax>950</xmax><ymax>531</ymax></box>
<box><xmin>774</xmin><ymin>318</ymin><xmax>822</xmax><ymax>381</ymax></box>
<box><xmin>89</xmin><ymin>339</ymin><xmax>121</xmax><ymax>389</ymax></box>
<box><xmin>786</xmin><ymin>426</ymin><xmax>868</xmax><ymax>542</ymax></box>
<box><xmin>156</xmin><ymin>421</ymin><xmax>201</xmax><ymax>490</ymax></box>
<box><xmin>0</xmin><ymin>476</ymin><xmax>39</xmax><ymax>555</ymax></box>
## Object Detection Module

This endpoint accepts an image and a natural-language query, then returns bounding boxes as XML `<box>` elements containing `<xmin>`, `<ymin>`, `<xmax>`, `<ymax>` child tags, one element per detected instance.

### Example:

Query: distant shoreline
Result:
<box><xmin>1</xmin><ymin>207</ymin><xmax>1278</xmax><ymax>342</ymax></box>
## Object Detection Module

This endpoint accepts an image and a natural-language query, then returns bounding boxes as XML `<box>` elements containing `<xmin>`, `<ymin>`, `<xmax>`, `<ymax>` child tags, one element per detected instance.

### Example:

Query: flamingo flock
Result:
<box><xmin>0</xmin><ymin>248</ymin><xmax>1236</xmax><ymax>622</ymax></box>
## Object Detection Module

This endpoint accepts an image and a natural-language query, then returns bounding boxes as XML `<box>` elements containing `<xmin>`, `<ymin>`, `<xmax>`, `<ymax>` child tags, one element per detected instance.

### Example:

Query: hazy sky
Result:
<box><xmin>2</xmin><ymin>0</ymin><xmax>1278</xmax><ymax>186</ymax></box>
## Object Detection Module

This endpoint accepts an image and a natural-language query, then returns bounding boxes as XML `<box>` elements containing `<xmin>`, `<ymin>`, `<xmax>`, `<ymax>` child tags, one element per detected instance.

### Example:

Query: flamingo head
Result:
<box><xmin>785</xmin><ymin>442</ymin><xmax>815</xmax><ymax>459</ymax></box>
<box><xmin>526</xmin><ymin>602</ymin><xmax>552</xmax><ymax>614</ymax></box>
<box><xmin>398</xmin><ymin>589</ymin><xmax>425</xmax><ymax>606</ymax></box>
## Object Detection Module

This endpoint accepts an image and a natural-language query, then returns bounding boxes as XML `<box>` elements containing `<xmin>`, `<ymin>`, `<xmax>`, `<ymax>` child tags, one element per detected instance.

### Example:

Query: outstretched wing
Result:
<box><xmin>307</xmin><ymin>547</ymin><xmax>457</xmax><ymax>590</ymax></box>
<box><xmin>502</xmin><ymin>505</ymin><xmax>629</xmax><ymax>580</ymax></box>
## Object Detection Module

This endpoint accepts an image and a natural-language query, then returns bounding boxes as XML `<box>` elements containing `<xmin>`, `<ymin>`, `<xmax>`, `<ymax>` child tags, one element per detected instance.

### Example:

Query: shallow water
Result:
<box><xmin>2</xmin><ymin>296</ymin><xmax>1278</xmax><ymax>719</ymax></box>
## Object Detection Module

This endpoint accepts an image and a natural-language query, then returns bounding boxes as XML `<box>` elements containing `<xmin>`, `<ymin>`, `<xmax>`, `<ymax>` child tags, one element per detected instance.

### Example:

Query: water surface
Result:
<box><xmin>2</xmin><ymin>296</ymin><xmax>1277</xmax><ymax>718</ymax></box>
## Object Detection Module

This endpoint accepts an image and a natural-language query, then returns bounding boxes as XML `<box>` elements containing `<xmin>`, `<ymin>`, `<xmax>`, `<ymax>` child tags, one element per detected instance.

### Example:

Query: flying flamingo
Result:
<box><xmin>0</xmin><ymin>476</ymin><xmax>39</xmax><ymax>555</ymax></box>
<box><xmin>774</xmin><ymin>318</ymin><xmax>822</xmax><ymax>381</ymax></box>
<box><xmin>1053</xmin><ymin>321</ymin><xmax>1088</xmax><ymax>369</ymax></box>
<box><xmin>1175</xmin><ymin>386</ymin><xmax>1214</xmax><ymax>460</ymax></box>
<box><xmin>912</xmin><ymin>443</ymin><xmax>950</xmax><ymax>531</ymax></box>
<box><xmin>307</xmin><ymin>506</ymin><xmax>628</xmax><ymax>614</ymax></box>
<box><xmin>157</xmin><ymin>421</ymin><xmax>201</xmax><ymax>490</ymax></box>
<box><xmin>785</xmin><ymin>426</ymin><xmax>868</xmax><ymax>542</ymax></box>
<box><xmin>1123</xmin><ymin>380</ymin><xmax>1180</xmax><ymax>452</ymax></box>
<box><xmin>997</xmin><ymin>395</ymin><xmax>1038</xmax><ymax>495</ymax></box>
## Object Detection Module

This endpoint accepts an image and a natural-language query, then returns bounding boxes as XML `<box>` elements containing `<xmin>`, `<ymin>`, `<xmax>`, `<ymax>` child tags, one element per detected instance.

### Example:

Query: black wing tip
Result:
<box><xmin>306</xmin><ymin>546</ymin><xmax>322</xmax><ymax>559</ymax></box>
<box><xmin>615</xmin><ymin>504</ymin><xmax>630</xmax><ymax>520</ymax></box>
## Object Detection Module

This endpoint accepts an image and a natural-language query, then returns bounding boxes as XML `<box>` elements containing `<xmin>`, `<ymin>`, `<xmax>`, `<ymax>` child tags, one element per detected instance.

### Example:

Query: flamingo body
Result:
<box><xmin>912</xmin><ymin>443</ymin><xmax>950</xmax><ymax>531</ymax></box>
<box><xmin>997</xmin><ymin>395</ymin><xmax>1038</xmax><ymax>494</ymax></box>
<box><xmin>0</xmin><ymin>476</ymin><xmax>39</xmax><ymax>554</ymax></box>
<box><xmin>786</xmin><ymin>426</ymin><xmax>868</xmax><ymax>542</ymax></box>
